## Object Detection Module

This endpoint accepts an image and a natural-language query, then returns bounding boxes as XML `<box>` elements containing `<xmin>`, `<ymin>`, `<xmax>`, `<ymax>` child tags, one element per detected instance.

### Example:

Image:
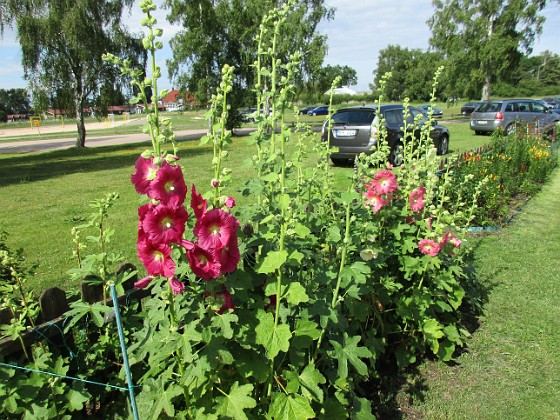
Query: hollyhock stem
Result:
<box><xmin>167</xmin><ymin>282</ymin><xmax>177</xmax><ymax>328</ymax></box>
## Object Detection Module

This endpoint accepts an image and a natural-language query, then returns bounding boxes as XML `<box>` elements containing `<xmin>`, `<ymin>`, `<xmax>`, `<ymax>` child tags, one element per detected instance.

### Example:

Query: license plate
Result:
<box><xmin>335</xmin><ymin>129</ymin><xmax>356</xmax><ymax>136</ymax></box>
<box><xmin>477</xmin><ymin>120</ymin><xmax>487</xmax><ymax>125</ymax></box>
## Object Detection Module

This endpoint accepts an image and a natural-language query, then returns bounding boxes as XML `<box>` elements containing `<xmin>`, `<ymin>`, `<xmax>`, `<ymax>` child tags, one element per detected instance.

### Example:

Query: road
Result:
<box><xmin>0</xmin><ymin>128</ymin><xmax>256</xmax><ymax>154</ymax></box>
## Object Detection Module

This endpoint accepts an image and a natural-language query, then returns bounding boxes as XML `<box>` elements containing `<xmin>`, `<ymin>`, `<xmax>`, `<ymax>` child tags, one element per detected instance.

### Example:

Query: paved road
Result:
<box><xmin>0</xmin><ymin>128</ymin><xmax>259</xmax><ymax>154</ymax></box>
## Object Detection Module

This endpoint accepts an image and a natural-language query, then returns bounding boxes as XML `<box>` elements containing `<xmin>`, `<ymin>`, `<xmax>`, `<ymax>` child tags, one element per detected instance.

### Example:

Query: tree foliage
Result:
<box><xmin>2</xmin><ymin>0</ymin><xmax>145</xmax><ymax>147</ymax></box>
<box><xmin>0</xmin><ymin>88</ymin><xmax>31</xmax><ymax>115</ymax></box>
<box><xmin>428</xmin><ymin>0</ymin><xmax>546</xmax><ymax>100</ymax></box>
<box><xmin>371</xmin><ymin>45</ymin><xmax>444</xmax><ymax>101</ymax></box>
<box><xmin>163</xmin><ymin>0</ymin><xmax>334</xmax><ymax>124</ymax></box>
<box><xmin>311</xmin><ymin>64</ymin><xmax>358</xmax><ymax>96</ymax></box>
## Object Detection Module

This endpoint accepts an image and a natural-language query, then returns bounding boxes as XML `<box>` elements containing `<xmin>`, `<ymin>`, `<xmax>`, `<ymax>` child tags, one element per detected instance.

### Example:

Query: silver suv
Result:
<box><xmin>470</xmin><ymin>99</ymin><xmax>560</xmax><ymax>135</ymax></box>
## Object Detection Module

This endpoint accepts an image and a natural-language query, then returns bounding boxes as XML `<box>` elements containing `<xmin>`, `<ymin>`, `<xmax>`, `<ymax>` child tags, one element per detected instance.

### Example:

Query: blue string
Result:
<box><xmin>0</xmin><ymin>361</ymin><xmax>128</xmax><ymax>391</ymax></box>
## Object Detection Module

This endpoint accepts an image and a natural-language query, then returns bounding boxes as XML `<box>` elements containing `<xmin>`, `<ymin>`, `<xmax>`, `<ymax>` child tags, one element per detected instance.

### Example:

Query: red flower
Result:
<box><xmin>215</xmin><ymin>289</ymin><xmax>234</xmax><ymax>314</ymax></box>
<box><xmin>149</xmin><ymin>162</ymin><xmax>187</xmax><ymax>207</ymax></box>
<box><xmin>185</xmin><ymin>243</ymin><xmax>221</xmax><ymax>280</ymax></box>
<box><xmin>134</xmin><ymin>275</ymin><xmax>154</xmax><ymax>289</ymax></box>
<box><xmin>169</xmin><ymin>277</ymin><xmax>185</xmax><ymax>295</ymax></box>
<box><xmin>367</xmin><ymin>169</ymin><xmax>398</xmax><ymax>195</ymax></box>
<box><xmin>137</xmin><ymin>239</ymin><xmax>176</xmax><ymax>278</ymax></box>
<box><xmin>190</xmin><ymin>184</ymin><xmax>207</xmax><ymax>219</ymax></box>
<box><xmin>194</xmin><ymin>208</ymin><xmax>239</xmax><ymax>251</ymax></box>
<box><xmin>364</xmin><ymin>189</ymin><xmax>388</xmax><ymax>213</ymax></box>
<box><xmin>131</xmin><ymin>156</ymin><xmax>158</xmax><ymax>195</ymax></box>
<box><xmin>142</xmin><ymin>204</ymin><xmax>188</xmax><ymax>245</ymax></box>
<box><xmin>224</xmin><ymin>196</ymin><xmax>236</xmax><ymax>209</ymax></box>
<box><xmin>409</xmin><ymin>186</ymin><xmax>426</xmax><ymax>212</ymax></box>
<box><xmin>219</xmin><ymin>236</ymin><xmax>240</xmax><ymax>274</ymax></box>
<box><xmin>418</xmin><ymin>239</ymin><xmax>441</xmax><ymax>257</ymax></box>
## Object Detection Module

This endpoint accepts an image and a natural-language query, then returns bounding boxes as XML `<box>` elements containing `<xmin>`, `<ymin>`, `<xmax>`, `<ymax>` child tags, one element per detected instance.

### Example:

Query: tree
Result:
<box><xmin>312</xmin><ymin>64</ymin><xmax>357</xmax><ymax>96</ymax></box>
<box><xmin>164</xmin><ymin>0</ymin><xmax>334</xmax><ymax>125</ymax></box>
<box><xmin>0</xmin><ymin>88</ymin><xmax>31</xmax><ymax>114</ymax></box>
<box><xmin>371</xmin><ymin>45</ymin><xmax>444</xmax><ymax>101</ymax></box>
<box><xmin>428</xmin><ymin>0</ymin><xmax>546</xmax><ymax>100</ymax></box>
<box><xmin>1</xmin><ymin>0</ymin><xmax>145</xmax><ymax>147</ymax></box>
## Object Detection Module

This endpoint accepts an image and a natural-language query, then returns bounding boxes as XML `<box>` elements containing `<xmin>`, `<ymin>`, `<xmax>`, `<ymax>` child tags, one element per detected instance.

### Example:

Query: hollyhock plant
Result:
<box><xmin>418</xmin><ymin>238</ymin><xmax>441</xmax><ymax>257</ymax></box>
<box><xmin>364</xmin><ymin>189</ymin><xmax>389</xmax><ymax>213</ymax></box>
<box><xmin>218</xmin><ymin>236</ymin><xmax>241</xmax><ymax>275</ymax></box>
<box><xmin>137</xmin><ymin>239</ymin><xmax>176</xmax><ymax>278</ymax></box>
<box><xmin>215</xmin><ymin>289</ymin><xmax>235</xmax><ymax>314</ymax></box>
<box><xmin>194</xmin><ymin>208</ymin><xmax>239</xmax><ymax>251</ymax></box>
<box><xmin>368</xmin><ymin>169</ymin><xmax>398</xmax><ymax>195</ymax></box>
<box><xmin>131</xmin><ymin>156</ymin><xmax>159</xmax><ymax>194</ymax></box>
<box><xmin>149</xmin><ymin>161</ymin><xmax>187</xmax><ymax>207</ymax></box>
<box><xmin>409</xmin><ymin>186</ymin><xmax>426</xmax><ymax>212</ymax></box>
<box><xmin>134</xmin><ymin>275</ymin><xmax>154</xmax><ymax>289</ymax></box>
<box><xmin>142</xmin><ymin>204</ymin><xmax>189</xmax><ymax>245</ymax></box>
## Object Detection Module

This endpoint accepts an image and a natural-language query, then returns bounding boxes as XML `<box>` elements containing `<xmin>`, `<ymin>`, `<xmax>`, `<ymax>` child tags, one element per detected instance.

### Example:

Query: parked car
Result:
<box><xmin>298</xmin><ymin>105</ymin><xmax>318</xmax><ymax>115</ymax></box>
<box><xmin>307</xmin><ymin>106</ymin><xmax>330</xmax><ymax>116</ymax></box>
<box><xmin>322</xmin><ymin>105</ymin><xmax>450</xmax><ymax>166</ymax></box>
<box><xmin>461</xmin><ymin>101</ymin><xmax>484</xmax><ymax>115</ymax></box>
<box><xmin>238</xmin><ymin>107</ymin><xmax>257</xmax><ymax>123</ymax></box>
<box><xmin>470</xmin><ymin>98</ymin><xmax>560</xmax><ymax>135</ymax></box>
<box><xmin>542</xmin><ymin>97</ymin><xmax>560</xmax><ymax>109</ymax></box>
<box><xmin>419</xmin><ymin>104</ymin><xmax>443</xmax><ymax>118</ymax></box>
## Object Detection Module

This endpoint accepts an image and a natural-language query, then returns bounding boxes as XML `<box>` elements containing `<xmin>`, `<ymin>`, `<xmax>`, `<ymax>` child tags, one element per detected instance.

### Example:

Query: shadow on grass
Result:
<box><xmin>0</xmin><ymin>139</ymin><xmax>212</xmax><ymax>188</ymax></box>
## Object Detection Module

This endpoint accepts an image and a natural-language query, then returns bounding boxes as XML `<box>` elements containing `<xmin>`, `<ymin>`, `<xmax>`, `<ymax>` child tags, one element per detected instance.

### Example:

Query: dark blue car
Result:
<box><xmin>307</xmin><ymin>106</ymin><xmax>330</xmax><ymax>116</ymax></box>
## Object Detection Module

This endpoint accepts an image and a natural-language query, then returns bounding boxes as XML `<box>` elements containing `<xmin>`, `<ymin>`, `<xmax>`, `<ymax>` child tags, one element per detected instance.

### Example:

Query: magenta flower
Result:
<box><xmin>441</xmin><ymin>231</ymin><xmax>462</xmax><ymax>248</ymax></box>
<box><xmin>418</xmin><ymin>239</ymin><xmax>441</xmax><ymax>257</ymax></box>
<box><xmin>131</xmin><ymin>156</ymin><xmax>158</xmax><ymax>195</ymax></box>
<box><xmin>169</xmin><ymin>277</ymin><xmax>185</xmax><ymax>295</ymax></box>
<box><xmin>137</xmin><ymin>239</ymin><xmax>176</xmax><ymax>278</ymax></box>
<box><xmin>194</xmin><ymin>208</ymin><xmax>239</xmax><ymax>251</ymax></box>
<box><xmin>219</xmin><ymin>236</ymin><xmax>240</xmax><ymax>274</ymax></box>
<box><xmin>190</xmin><ymin>184</ymin><xmax>207</xmax><ymax>219</ymax></box>
<box><xmin>409</xmin><ymin>186</ymin><xmax>426</xmax><ymax>212</ymax></box>
<box><xmin>224</xmin><ymin>196</ymin><xmax>236</xmax><ymax>209</ymax></box>
<box><xmin>142</xmin><ymin>204</ymin><xmax>188</xmax><ymax>245</ymax></box>
<box><xmin>149</xmin><ymin>162</ymin><xmax>187</xmax><ymax>207</ymax></box>
<box><xmin>368</xmin><ymin>170</ymin><xmax>398</xmax><ymax>195</ymax></box>
<box><xmin>134</xmin><ymin>275</ymin><xmax>154</xmax><ymax>289</ymax></box>
<box><xmin>364</xmin><ymin>189</ymin><xmax>388</xmax><ymax>213</ymax></box>
<box><xmin>185</xmin><ymin>243</ymin><xmax>221</xmax><ymax>280</ymax></box>
<box><xmin>215</xmin><ymin>289</ymin><xmax>235</xmax><ymax>314</ymax></box>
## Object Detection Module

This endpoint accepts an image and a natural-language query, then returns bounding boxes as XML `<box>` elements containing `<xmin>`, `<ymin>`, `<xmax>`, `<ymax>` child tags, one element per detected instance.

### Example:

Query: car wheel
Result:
<box><xmin>313</xmin><ymin>112</ymin><xmax>317</xmax><ymax>116</ymax></box>
<box><xmin>331</xmin><ymin>157</ymin><xmax>350</xmax><ymax>167</ymax></box>
<box><xmin>474</xmin><ymin>130</ymin><xmax>484</xmax><ymax>135</ymax></box>
<box><xmin>505</xmin><ymin>124</ymin><xmax>516</xmax><ymax>135</ymax></box>
<box><xmin>389</xmin><ymin>143</ymin><xmax>404</xmax><ymax>166</ymax></box>
<box><xmin>437</xmin><ymin>135</ymin><xmax>449</xmax><ymax>155</ymax></box>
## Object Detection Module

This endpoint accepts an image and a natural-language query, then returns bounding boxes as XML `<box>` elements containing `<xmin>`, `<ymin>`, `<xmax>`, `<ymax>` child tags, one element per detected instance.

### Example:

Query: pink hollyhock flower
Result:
<box><xmin>169</xmin><ymin>277</ymin><xmax>185</xmax><ymax>295</ymax></box>
<box><xmin>364</xmin><ymin>189</ymin><xmax>388</xmax><ymax>213</ymax></box>
<box><xmin>409</xmin><ymin>186</ymin><xmax>426</xmax><ymax>212</ymax></box>
<box><xmin>215</xmin><ymin>289</ymin><xmax>235</xmax><ymax>314</ymax></box>
<box><xmin>368</xmin><ymin>169</ymin><xmax>398</xmax><ymax>195</ymax></box>
<box><xmin>451</xmin><ymin>237</ymin><xmax>462</xmax><ymax>248</ymax></box>
<box><xmin>219</xmin><ymin>236</ymin><xmax>240</xmax><ymax>274</ymax></box>
<box><xmin>185</xmin><ymin>243</ymin><xmax>221</xmax><ymax>280</ymax></box>
<box><xmin>134</xmin><ymin>275</ymin><xmax>154</xmax><ymax>289</ymax></box>
<box><xmin>131</xmin><ymin>156</ymin><xmax>158</xmax><ymax>194</ymax></box>
<box><xmin>149</xmin><ymin>162</ymin><xmax>187</xmax><ymax>207</ymax></box>
<box><xmin>418</xmin><ymin>239</ymin><xmax>441</xmax><ymax>257</ymax></box>
<box><xmin>440</xmin><ymin>231</ymin><xmax>462</xmax><ymax>249</ymax></box>
<box><xmin>142</xmin><ymin>204</ymin><xmax>188</xmax><ymax>245</ymax></box>
<box><xmin>194</xmin><ymin>208</ymin><xmax>239</xmax><ymax>251</ymax></box>
<box><xmin>224</xmin><ymin>196</ymin><xmax>236</xmax><ymax>209</ymax></box>
<box><xmin>190</xmin><ymin>184</ymin><xmax>207</xmax><ymax>219</ymax></box>
<box><xmin>137</xmin><ymin>239</ymin><xmax>176</xmax><ymax>278</ymax></box>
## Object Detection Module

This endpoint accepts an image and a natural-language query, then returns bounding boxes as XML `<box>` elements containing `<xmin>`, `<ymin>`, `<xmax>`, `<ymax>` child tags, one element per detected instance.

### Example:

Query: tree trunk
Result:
<box><xmin>481</xmin><ymin>75</ymin><xmax>491</xmax><ymax>101</ymax></box>
<box><xmin>481</xmin><ymin>14</ymin><xmax>494</xmax><ymax>101</ymax></box>
<box><xmin>74</xmin><ymin>79</ymin><xmax>86</xmax><ymax>148</ymax></box>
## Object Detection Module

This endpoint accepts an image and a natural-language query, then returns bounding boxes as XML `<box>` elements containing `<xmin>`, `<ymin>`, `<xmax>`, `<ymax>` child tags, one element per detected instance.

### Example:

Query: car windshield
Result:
<box><xmin>331</xmin><ymin>110</ymin><xmax>375</xmax><ymax>125</ymax></box>
<box><xmin>477</xmin><ymin>102</ymin><xmax>502</xmax><ymax>112</ymax></box>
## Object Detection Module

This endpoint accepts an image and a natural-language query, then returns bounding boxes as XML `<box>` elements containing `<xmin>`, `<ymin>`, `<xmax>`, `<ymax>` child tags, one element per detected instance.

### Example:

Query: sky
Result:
<box><xmin>0</xmin><ymin>0</ymin><xmax>559</xmax><ymax>93</ymax></box>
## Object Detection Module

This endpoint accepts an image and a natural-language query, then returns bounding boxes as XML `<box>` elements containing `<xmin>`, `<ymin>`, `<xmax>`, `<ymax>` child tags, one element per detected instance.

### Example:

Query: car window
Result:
<box><xmin>405</xmin><ymin>108</ymin><xmax>426</xmax><ymax>125</ymax></box>
<box><xmin>477</xmin><ymin>102</ymin><xmax>501</xmax><ymax>112</ymax></box>
<box><xmin>384</xmin><ymin>110</ymin><xmax>399</xmax><ymax>125</ymax></box>
<box><xmin>530</xmin><ymin>102</ymin><xmax>546</xmax><ymax>113</ymax></box>
<box><xmin>517</xmin><ymin>102</ymin><xmax>531</xmax><ymax>112</ymax></box>
<box><xmin>331</xmin><ymin>110</ymin><xmax>375</xmax><ymax>125</ymax></box>
<box><xmin>505</xmin><ymin>103</ymin><xmax>517</xmax><ymax>112</ymax></box>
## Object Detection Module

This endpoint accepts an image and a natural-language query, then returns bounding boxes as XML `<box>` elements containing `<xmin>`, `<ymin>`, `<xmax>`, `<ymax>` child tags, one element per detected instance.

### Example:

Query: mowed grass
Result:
<box><xmin>404</xmin><ymin>163</ymin><xmax>560</xmax><ymax>417</ymax></box>
<box><xmin>0</xmin><ymin>117</ymin><xmax>483</xmax><ymax>293</ymax></box>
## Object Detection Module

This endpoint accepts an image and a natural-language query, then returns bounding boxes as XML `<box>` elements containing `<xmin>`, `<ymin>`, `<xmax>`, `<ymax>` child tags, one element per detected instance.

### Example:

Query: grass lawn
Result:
<box><xmin>396</xmin><ymin>162</ymin><xmax>560</xmax><ymax>417</ymax></box>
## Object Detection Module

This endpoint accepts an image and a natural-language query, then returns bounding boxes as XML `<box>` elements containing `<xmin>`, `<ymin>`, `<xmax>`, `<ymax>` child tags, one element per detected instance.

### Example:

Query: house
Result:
<box><xmin>161</xmin><ymin>88</ymin><xmax>199</xmax><ymax>111</ymax></box>
<box><xmin>324</xmin><ymin>86</ymin><xmax>358</xmax><ymax>96</ymax></box>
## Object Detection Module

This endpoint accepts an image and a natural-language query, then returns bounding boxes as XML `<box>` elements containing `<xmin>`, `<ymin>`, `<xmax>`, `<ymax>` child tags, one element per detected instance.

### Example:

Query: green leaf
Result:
<box><xmin>66</xmin><ymin>388</ymin><xmax>90</xmax><ymax>411</ymax></box>
<box><xmin>293</xmin><ymin>222</ymin><xmax>311</xmax><ymax>238</ymax></box>
<box><xmin>255</xmin><ymin>250</ymin><xmax>288</xmax><ymax>274</ymax></box>
<box><xmin>326</xmin><ymin>226</ymin><xmax>341</xmax><ymax>243</ymax></box>
<box><xmin>214</xmin><ymin>382</ymin><xmax>256</xmax><ymax>420</ymax></box>
<box><xmin>285</xmin><ymin>282</ymin><xmax>309</xmax><ymax>305</ymax></box>
<box><xmin>329</xmin><ymin>334</ymin><xmax>372</xmax><ymax>380</ymax></box>
<box><xmin>255</xmin><ymin>310</ymin><xmax>291</xmax><ymax>359</ymax></box>
<box><xmin>352</xmin><ymin>397</ymin><xmax>375</xmax><ymax>419</ymax></box>
<box><xmin>299</xmin><ymin>363</ymin><xmax>326</xmax><ymax>402</ymax></box>
<box><xmin>294</xmin><ymin>319</ymin><xmax>321</xmax><ymax>340</ymax></box>
<box><xmin>211</xmin><ymin>312</ymin><xmax>237</xmax><ymax>339</ymax></box>
<box><xmin>268</xmin><ymin>393</ymin><xmax>315</xmax><ymax>420</ymax></box>
<box><xmin>437</xmin><ymin>339</ymin><xmax>456</xmax><ymax>361</ymax></box>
